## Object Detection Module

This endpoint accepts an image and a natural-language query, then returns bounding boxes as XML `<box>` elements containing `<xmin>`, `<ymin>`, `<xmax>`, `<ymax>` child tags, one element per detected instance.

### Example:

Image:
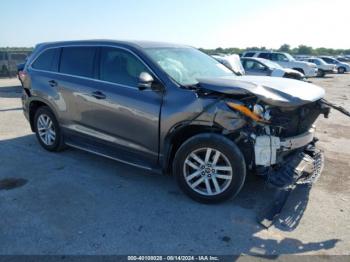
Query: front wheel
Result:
<box><xmin>338</xmin><ymin>67</ymin><xmax>345</xmax><ymax>74</ymax></box>
<box><xmin>317</xmin><ymin>69</ymin><xmax>325</xmax><ymax>77</ymax></box>
<box><xmin>173</xmin><ymin>133</ymin><xmax>246</xmax><ymax>203</ymax></box>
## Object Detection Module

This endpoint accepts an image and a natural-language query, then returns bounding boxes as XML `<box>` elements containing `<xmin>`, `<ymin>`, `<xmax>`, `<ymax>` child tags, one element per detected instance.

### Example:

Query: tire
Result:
<box><xmin>338</xmin><ymin>67</ymin><xmax>345</xmax><ymax>74</ymax></box>
<box><xmin>34</xmin><ymin>106</ymin><xmax>65</xmax><ymax>152</ymax></box>
<box><xmin>317</xmin><ymin>69</ymin><xmax>325</xmax><ymax>77</ymax></box>
<box><xmin>173</xmin><ymin>133</ymin><xmax>246</xmax><ymax>203</ymax></box>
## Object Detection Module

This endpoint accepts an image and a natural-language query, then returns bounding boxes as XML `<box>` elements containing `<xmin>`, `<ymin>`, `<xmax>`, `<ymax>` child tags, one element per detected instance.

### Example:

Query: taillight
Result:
<box><xmin>18</xmin><ymin>71</ymin><xmax>27</xmax><ymax>82</ymax></box>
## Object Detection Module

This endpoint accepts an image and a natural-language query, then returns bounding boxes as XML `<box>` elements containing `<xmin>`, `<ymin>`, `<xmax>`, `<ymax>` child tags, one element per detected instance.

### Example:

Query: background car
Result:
<box><xmin>241</xmin><ymin>57</ymin><xmax>305</xmax><ymax>80</ymax></box>
<box><xmin>300</xmin><ymin>57</ymin><xmax>337</xmax><ymax>77</ymax></box>
<box><xmin>319</xmin><ymin>56</ymin><xmax>350</xmax><ymax>74</ymax></box>
<box><xmin>336</xmin><ymin>56</ymin><xmax>350</xmax><ymax>62</ymax></box>
<box><xmin>242</xmin><ymin>51</ymin><xmax>318</xmax><ymax>77</ymax></box>
<box><xmin>212</xmin><ymin>54</ymin><xmax>245</xmax><ymax>75</ymax></box>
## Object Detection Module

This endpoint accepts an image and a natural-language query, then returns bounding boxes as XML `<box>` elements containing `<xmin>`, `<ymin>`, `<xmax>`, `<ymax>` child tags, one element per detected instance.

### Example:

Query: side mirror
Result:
<box><xmin>138</xmin><ymin>72</ymin><xmax>154</xmax><ymax>90</ymax></box>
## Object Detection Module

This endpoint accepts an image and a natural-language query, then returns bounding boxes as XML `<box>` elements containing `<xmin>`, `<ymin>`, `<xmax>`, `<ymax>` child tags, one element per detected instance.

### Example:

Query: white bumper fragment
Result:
<box><xmin>254</xmin><ymin>127</ymin><xmax>315</xmax><ymax>166</ymax></box>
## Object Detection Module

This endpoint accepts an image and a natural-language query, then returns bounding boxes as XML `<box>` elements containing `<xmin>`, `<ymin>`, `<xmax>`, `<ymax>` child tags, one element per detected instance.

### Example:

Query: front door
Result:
<box><xmin>80</xmin><ymin>47</ymin><xmax>163</xmax><ymax>166</ymax></box>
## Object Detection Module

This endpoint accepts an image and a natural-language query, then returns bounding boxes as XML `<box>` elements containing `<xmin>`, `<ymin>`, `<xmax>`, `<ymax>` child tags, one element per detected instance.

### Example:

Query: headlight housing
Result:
<box><xmin>226</xmin><ymin>102</ymin><xmax>270</xmax><ymax>123</ymax></box>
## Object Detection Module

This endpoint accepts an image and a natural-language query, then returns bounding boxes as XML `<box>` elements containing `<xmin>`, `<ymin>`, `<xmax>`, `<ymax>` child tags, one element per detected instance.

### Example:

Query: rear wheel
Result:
<box><xmin>34</xmin><ymin>106</ymin><xmax>65</xmax><ymax>151</ymax></box>
<box><xmin>173</xmin><ymin>133</ymin><xmax>246</xmax><ymax>203</ymax></box>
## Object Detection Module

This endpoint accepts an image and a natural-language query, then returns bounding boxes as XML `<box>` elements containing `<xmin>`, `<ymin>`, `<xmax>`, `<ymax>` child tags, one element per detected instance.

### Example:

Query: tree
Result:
<box><xmin>296</xmin><ymin>45</ymin><xmax>313</xmax><ymax>55</ymax></box>
<box><xmin>278</xmin><ymin>44</ymin><xmax>291</xmax><ymax>53</ymax></box>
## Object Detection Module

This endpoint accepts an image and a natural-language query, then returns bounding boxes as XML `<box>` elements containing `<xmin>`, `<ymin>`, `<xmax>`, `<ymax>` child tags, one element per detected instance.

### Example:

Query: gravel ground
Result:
<box><xmin>0</xmin><ymin>75</ymin><xmax>349</xmax><ymax>256</ymax></box>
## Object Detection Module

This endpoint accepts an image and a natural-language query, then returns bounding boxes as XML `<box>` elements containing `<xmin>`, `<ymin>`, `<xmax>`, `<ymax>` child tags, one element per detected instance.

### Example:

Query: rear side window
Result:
<box><xmin>322</xmin><ymin>57</ymin><xmax>334</xmax><ymax>64</ymax></box>
<box><xmin>243</xmin><ymin>52</ymin><xmax>255</xmax><ymax>57</ymax></box>
<box><xmin>32</xmin><ymin>48</ymin><xmax>60</xmax><ymax>71</ymax></box>
<box><xmin>99</xmin><ymin>47</ymin><xmax>149</xmax><ymax>86</ymax></box>
<box><xmin>60</xmin><ymin>47</ymin><xmax>97</xmax><ymax>78</ymax></box>
<box><xmin>258</xmin><ymin>53</ymin><xmax>270</xmax><ymax>59</ymax></box>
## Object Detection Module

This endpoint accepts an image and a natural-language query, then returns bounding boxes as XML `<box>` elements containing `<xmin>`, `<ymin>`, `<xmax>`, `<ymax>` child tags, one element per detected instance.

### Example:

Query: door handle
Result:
<box><xmin>48</xmin><ymin>80</ymin><xmax>57</xmax><ymax>87</ymax></box>
<box><xmin>91</xmin><ymin>91</ymin><xmax>106</xmax><ymax>100</ymax></box>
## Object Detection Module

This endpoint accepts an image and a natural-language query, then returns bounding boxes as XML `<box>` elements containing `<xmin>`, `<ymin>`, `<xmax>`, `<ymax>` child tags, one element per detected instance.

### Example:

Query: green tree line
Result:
<box><xmin>200</xmin><ymin>44</ymin><xmax>350</xmax><ymax>56</ymax></box>
<box><xmin>1</xmin><ymin>44</ymin><xmax>349</xmax><ymax>56</ymax></box>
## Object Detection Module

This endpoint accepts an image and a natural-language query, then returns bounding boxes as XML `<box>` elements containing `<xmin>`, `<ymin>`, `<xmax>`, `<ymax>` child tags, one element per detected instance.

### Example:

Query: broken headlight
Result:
<box><xmin>226</xmin><ymin>102</ymin><xmax>270</xmax><ymax>123</ymax></box>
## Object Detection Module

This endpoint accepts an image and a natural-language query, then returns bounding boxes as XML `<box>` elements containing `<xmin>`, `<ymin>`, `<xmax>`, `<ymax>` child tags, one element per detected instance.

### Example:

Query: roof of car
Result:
<box><xmin>241</xmin><ymin>57</ymin><xmax>270</xmax><ymax>63</ymax></box>
<box><xmin>35</xmin><ymin>39</ymin><xmax>190</xmax><ymax>49</ymax></box>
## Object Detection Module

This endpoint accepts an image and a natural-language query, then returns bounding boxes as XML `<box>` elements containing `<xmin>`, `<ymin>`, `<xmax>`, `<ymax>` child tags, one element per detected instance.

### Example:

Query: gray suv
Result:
<box><xmin>21</xmin><ymin>40</ymin><xmax>330</xmax><ymax>203</ymax></box>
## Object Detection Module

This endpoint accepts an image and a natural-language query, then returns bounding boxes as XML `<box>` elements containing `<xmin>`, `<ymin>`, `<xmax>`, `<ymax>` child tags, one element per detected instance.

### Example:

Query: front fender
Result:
<box><xmin>213</xmin><ymin>102</ymin><xmax>247</xmax><ymax>132</ymax></box>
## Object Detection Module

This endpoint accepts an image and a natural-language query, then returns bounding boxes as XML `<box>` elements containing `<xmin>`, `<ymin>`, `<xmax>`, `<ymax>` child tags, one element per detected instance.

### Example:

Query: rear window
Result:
<box><xmin>32</xmin><ymin>48</ymin><xmax>59</xmax><ymax>71</ymax></box>
<box><xmin>59</xmin><ymin>47</ymin><xmax>97</xmax><ymax>78</ymax></box>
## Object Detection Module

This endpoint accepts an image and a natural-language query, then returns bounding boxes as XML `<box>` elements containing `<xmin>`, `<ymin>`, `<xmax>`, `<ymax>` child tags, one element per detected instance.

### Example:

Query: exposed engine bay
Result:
<box><xmin>194</xmin><ymin>75</ymin><xmax>350</xmax><ymax>227</ymax></box>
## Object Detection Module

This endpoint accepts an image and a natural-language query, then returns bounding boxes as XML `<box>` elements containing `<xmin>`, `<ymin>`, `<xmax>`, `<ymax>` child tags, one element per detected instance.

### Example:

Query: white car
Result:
<box><xmin>242</xmin><ymin>51</ymin><xmax>318</xmax><ymax>77</ymax></box>
<box><xmin>212</xmin><ymin>54</ymin><xmax>245</xmax><ymax>75</ymax></box>
<box><xmin>241</xmin><ymin>57</ymin><xmax>305</xmax><ymax>80</ymax></box>
<box><xmin>301</xmin><ymin>57</ymin><xmax>337</xmax><ymax>77</ymax></box>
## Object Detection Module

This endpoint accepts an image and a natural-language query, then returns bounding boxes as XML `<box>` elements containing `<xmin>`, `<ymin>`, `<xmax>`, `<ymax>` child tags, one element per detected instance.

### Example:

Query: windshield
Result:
<box><xmin>260</xmin><ymin>59</ymin><xmax>283</xmax><ymax>69</ymax></box>
<box><xmin>145</xmin><ymin>47</ymin><xmax>235</xmax><ymax>86</ymax></box>
<box><xmin>284</xmin><ymin>53</ymin><xmax>295</xmax><ymax>61</ymax></box>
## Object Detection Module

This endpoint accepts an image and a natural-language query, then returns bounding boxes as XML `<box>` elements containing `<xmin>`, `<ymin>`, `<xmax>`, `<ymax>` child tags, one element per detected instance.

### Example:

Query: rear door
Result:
<box><xmin>54</xmin><ymin>46</ymin><xmax>99</xmax><ymax>130</ymax></box>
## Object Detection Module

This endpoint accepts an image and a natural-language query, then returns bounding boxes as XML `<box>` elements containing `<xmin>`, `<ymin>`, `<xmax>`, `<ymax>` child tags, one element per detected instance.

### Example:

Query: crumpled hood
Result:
<box><xmin>197</xmin><ymin>75</ymin><xmax>325</xmax><ymax>107</ymax></box>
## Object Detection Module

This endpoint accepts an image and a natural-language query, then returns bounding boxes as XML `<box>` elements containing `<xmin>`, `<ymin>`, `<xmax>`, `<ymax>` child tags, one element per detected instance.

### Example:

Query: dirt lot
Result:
<box><xmin>0</xmin><ymin>75</ymin><xmax>349</xmax><ymax>256</ymax></box>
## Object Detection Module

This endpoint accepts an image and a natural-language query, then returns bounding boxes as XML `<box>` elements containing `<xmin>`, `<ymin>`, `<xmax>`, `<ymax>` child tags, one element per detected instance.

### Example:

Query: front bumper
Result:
<box><xmin>254</xmin><ymin>127</ymin><xmax>315</xmax><ymax>166</ymax></box>
<box><xmin>267</xmin><ymin>147</ymin><xmax>324</xmax><ymax>188</ymax></box>
<box><xmin>304</xmin><ymin>67</ymin><xmax>318</xmax><ymax>77</ymax></box>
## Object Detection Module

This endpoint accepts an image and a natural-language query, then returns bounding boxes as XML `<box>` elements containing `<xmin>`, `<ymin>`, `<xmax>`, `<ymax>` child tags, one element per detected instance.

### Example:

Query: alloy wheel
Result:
<box><xmin>183</xmin><ymin>147</ymin><xmax>233</xmax><ymax>196</ymax></box>
<box><xmin>37</xmin><ymin>114</ymin><xmax>56</xmax><ymax>146</ymax></box>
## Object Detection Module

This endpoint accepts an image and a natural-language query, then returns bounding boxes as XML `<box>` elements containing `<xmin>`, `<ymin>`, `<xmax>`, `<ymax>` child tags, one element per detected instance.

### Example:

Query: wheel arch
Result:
<box><xmin>292</xmin><ymin>68</ymin><xmax>305</xmax><ymax>74</ymax></box>
<box><xmin>28</xmin><ymin>98</ymin><xmax>58</xmax><ymax>132</ymax></box>
<box><xmin>162</xmin><ymin>122</ymin><xmax>236</xmax><ymax>174</ymax></box>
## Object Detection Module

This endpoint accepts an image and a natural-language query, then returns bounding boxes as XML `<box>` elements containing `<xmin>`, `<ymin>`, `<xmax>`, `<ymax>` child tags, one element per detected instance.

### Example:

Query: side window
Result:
<box><xmin>276</xmin><ymin>53</ymin><xmax>288</xmax><ymax>62</ymax></box>
<box><xmin>243</xmin><ymin>52</ymin><xmax>255</xmax><ymax>57</ymax></box>
<box><xmin>32</xmin><ymin>48</ymin><xmax>60</xmax><ymax>72</ymax></box>
<box><xmin>99</xmin><ymin>47</ymin><xmax>149</xmax><ymax>86</ymax></box>
<box><xmin>258</xmin><ymin>53</ymin><xmax>270</xmax><ymax>59</ymax></box>
<box><xmin>60</xmin><ymin>47</ymin><xmax>96</xmax><ymax>78</ymax></box>
<box><xmin>245</xmin><ymin>60</ymin><xmax>264</xmax><ymax>70</ymax></box>
<box><xmin>323</xmin><ymin>58</ymin><xmax>334</xmax><ymax>64</ymax></box>
<box><xmin>270</xmin><ymin>53</ymin><xmax>279</xmax><ymax>61</ymax></box>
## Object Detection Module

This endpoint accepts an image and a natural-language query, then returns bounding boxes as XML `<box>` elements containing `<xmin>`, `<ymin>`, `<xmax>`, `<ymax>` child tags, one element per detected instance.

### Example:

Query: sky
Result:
<box><xmin>1</xmin><ymin>0</ymin><xmax>349</xmax><ymax>49</ymax></box>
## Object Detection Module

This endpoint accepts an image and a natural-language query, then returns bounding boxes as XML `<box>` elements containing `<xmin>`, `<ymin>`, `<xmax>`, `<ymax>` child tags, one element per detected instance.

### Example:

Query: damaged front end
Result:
<box><xmin>225</xmin><ymin>99</ymin><xmax>330</xmax><ymax>227</ymax></box>
<box><xmin>220</xmin><ymin>95</ymin><xmax>329</xmax><ymax>179</ymax></box>
<box><xmin>196</xmin><ymin>76</ymin><xmax>338</xmax><ymax>226</ymax></box>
